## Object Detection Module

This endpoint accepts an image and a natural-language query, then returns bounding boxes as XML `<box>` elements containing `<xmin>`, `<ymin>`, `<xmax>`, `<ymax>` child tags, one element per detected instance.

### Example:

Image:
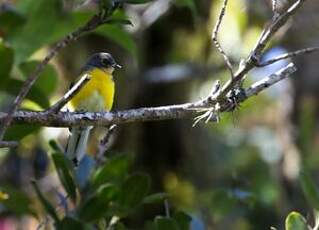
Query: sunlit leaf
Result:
<box><xmin>0</xmin><ymin>78</ymin><xmax>50</xmax><ymax>109</ymax></box>
<box><xmin>285</xmin><ymin>211</ymin><xmax>307</xmax><ymax>230</ymax></box>
<box><xmin>10</xmin><ymin>0</ymin><xmax>89</xmax><ymax>63</ymax></box>
<box><xmin>52</xmin><ymin>153</ymin><xmax>77</xmax><ymax>202</ymax></box>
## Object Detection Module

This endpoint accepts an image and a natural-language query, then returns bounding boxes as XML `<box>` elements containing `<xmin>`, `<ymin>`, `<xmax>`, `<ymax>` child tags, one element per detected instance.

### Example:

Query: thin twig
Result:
<box><xmin>272</xmin><ymin>0</ymin><xmax>278</xmax><ymax>12</ymax></box>
<box><xmin>0</xmin><ymin>141</ymin><xmax>19</xmax><ymax>148</ymax></box>
<box><xmin>46</xmin><ymin>75</ymin><xmax>91</xmax><ymax>114</ymax></box>
<box><xmin>0</xmin><ymin>13</ymin><xmax>113</xmax><ymax>141</ymax></box>
<box><xmin>0</xmin><ymin>63</ymin><xmax>296</xmax><ymax>128</ymax></box>
<box><xmin>96</xmin><ymin>124</ymin><xmax>118</xmax><ymax>164</ymax></box>
<box><xmin>218</xmin><ymin>0</ymin><xmax>307</xmax><ymax>99</ymax></box>
<box><xmin>272</xmin><ymin>0</ymin><xmax>280</xmax><ymax>19</ymax></box>
<box><xmin>211</xmin><ymin>0</ymin><xmax>234</xmax><ymax>78</ymax></box>
<box><xmin>256</xmin><ymin>47</ymin><xmax>319</xmax><ymax>67</ymax></box>
<box><xmin>245</xmin><ymin>63</ymin><xmax>296</xmax><ymax>97</ymax></box>
<box><xmin>253</xmin><ymin>0</ymin><xmax>307</xmax><ymax>57</ymax></box>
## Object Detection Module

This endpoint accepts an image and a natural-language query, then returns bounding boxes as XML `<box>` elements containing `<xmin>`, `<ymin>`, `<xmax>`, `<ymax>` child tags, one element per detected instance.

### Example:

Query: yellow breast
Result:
<box><xmin>70</xmin><ymin>68</ymin><xmax>115</xmax><ymax>112</ymax></box>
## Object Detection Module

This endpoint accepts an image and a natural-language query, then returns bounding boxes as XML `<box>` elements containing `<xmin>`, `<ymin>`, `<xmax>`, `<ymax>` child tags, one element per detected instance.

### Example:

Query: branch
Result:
<box><xmin>0</xmin><ymin>141</ymin><xmax>19</xmax><ymax>148</ymax></box>
<box><xmin>245</xmin><ymin>63</ymin><xmax>296</xmax><ymax>97</ymax></box>
<box><xmin>218</xmin><ymin>0</ymin><xmax>307</xmax><ymax>98</ymax></box>
<box><xmin>0</xmin><ymin>13</ymin><xmax>114</xmax><ymax>141</ymax></box>
<box><xmin>211</xmin><ymin>0</ymin><xmax>234</xmax><ymax>77</ymax></box>
<box><xmin>96</xmin><ymin>124</ymin><xmax>118</xmax><ymax>164</ymax></box>
<box><xmin>0</xmin><ymin>63</ymin><xmax>296</xmax><ymax>127</ymax></box>
<box><xmin>46</xmin><ymin>75</ymin><xmax>91</xmax><ymax>114</ymax></box>
<box><xmin>256</xmin><ymin>47</ymin><xmax>319</xmax><ymax>67</ymax></box>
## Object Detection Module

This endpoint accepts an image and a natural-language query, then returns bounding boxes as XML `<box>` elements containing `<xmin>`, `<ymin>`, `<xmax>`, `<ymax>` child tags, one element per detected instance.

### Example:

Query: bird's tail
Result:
<box><xmin>66</xmin><ymin>126</ymin><xmax>93</xmax><ymax>166</ymax></box>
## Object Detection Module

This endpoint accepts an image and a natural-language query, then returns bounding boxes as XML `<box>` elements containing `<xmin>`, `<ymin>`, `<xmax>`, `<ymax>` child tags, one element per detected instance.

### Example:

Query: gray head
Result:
<box><xmin>84</xmin><ymin>52</ymin><xmax>121</xmax><ymax>71</ymax></box>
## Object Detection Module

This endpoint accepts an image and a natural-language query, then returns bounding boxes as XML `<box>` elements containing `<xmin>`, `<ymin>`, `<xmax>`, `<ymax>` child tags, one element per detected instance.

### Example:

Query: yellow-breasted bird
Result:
<box><xmin>66</xmin><ymin>52</ymin><xmax>121</xmax><ymax>165</ymax></box>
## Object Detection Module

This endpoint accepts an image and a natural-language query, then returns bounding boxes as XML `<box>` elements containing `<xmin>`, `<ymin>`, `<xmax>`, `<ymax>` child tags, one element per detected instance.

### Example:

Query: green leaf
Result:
<box><xmin>174</xmin><ymin>0</ymin><xmax>197</xmax><ymax>17</ymax></box>
<box><xmin>0</xmin><ymin>4</ymin><xmax>26</xmax><ymax>35</ymax></box>
<box><xmin>92</xmin><ymin>155</ymin><xmax>130</xmax><ymax>187</ymax></box>
<box><xmin>113</xmin><ymin>222</ymin><xmax>126</xmax><ymax>230</ymax></box>
<box><xmin>52</xmin><ymin>153</ymin><xmax>77</xmax><ymax>202</ymax></box>
<box><xmin>31</xmin><ymin>180</ymin><xmax>59</xmax><ymax>223</ymax></box>
<box><xmin>144</xmin><ymin>221</ymin><xmax>157</xmax><ymax>230</ymax></box>
<box><xmin>10</xmin><ymin>0</ymin><xmax>88</xmax><ymax>63</ymax></box>
<box><xmin>300</xmin><ymin>170</ymin><xmax>319</xmax><ymax>210</ymax></box>
<box><xmin>49</xmin><ymin>139</ymin><xmax>65</xmax><ymax>153</ymax></box>
<box><xmin>0</xmin><ymin>78</ymin><xmax>50</xmax><ymax>109</ymax></box>
<box><xmin>173</xmin><ymin>211</ymin><xmax>192</xmax><ymax>230</ymax></box>
<box><xmin>155</xmin><ymin>217</ymin><xmax>179</xmax><ymax>230</ymax></box>
<box><xmin>0</xmin><ymin>186</ymin><xmax>35</xmax><ymax>216</ymax></box>
<box><xmin>20</xmin><ymin>61</ymin><xmax>58</xmax><ymax>96</ymax></box>
<box><xmin>143</xmin><ymin>193</ymin><xmax>168</xmax><ymax>204</ymax></box>
<box><xmin>0</xmin><ymin>39</ymin><xmax>14</xmax><ymax>84</ymax></box>
<box><xmin>285</xmin><ymin>211</ymin><xmax>308</xmax><ymax>230</ymax></box>
<box><xmin>4</xmin><ymin>124</ymin><xmax>40</xmax><ymax>141</ymax></box>
<box><xmin>119</xmin><ymin>173</ymin><xmax>150</xmax><ymax>210</ymax></box>
<box><xmin>78</xmin><ymin>184</ymin><xmax>119</xmax><ymax>222</ymax></box>
<box><xmin>59</xmin><ymin>217</ymin><xmax>87</xmax><ymax>230</ymax></box>
<box><xmin>96</xmin><ymin>25</ymin><xmax>137</xmax><ymax>57</ymax></box>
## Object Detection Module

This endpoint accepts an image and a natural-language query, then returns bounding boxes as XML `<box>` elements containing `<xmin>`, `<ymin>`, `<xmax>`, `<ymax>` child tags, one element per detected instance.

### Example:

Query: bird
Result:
<box><xmin>66</xmin><ymin>52</ymin><xmax>121</xmax><ymax>166</ymax></box>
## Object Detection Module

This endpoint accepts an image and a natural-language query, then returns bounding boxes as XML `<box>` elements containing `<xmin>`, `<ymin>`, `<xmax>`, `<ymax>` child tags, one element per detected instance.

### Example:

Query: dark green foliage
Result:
<box><xmin>155</xmin><ymin>217</ymin><xmax>180</xmax><ymax>230</ymax></box>
<box><xmin>0</xmin><ymin>40</ymin><xmax>13</xmax><ymax>84</ymax></box>
<box><xmin>78</xmin><ymin>184</ymin><xmax>120</xmax><ymax>221</ymax></box>
<box><xmin>4</xmin><ymin>124</ymin><xmax>40</xmax><ymax>141</ymax></box>
<box><xmin>118</xmin><ymin>173</ymin><xmax>151</xmax><ymax>213</ymax></box>
<box><xmin>52</xmin><ymin>153</ymin><xmax>77</xmax><ymax>202</ymax></box>
<box><xmin>59</xmin><ymin>217</ymin><xmax>89</xmax><ymax>230</ymax></box>
<box><xmin>92</xmin><ymin>154</ymin><xmax>131</xmax><ymax>187</ymax></box>
<box><xmin>0</xmin><ymin>186</ymin><xmax>35</xmax><ymax>216</ymax></box>
<box><xmin>299</xmin><ymin>170</ymin><xmax>319</xmax><ymax>210</ymax></box>
<box><xmin>28</xmin><ymin>151</ymin><xmax>192</xmax><ymax>228</ymax></box>
<box><xmin>143</xmin><ymin>193</ymin><xmax>169</xmax><ymax>204</ymax></box>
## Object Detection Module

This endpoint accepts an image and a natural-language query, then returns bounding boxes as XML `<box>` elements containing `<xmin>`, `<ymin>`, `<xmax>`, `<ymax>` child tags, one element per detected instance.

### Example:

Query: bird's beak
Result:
<box><xmin>113</xmin><ymin>63</ymin><xmax>122</xmax><ymax>69</ymax></box>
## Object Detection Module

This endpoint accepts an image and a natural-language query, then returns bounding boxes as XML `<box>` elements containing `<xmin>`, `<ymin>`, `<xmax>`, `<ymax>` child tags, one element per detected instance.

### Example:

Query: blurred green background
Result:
<box><xmin>1</xmin><ymin>0</ymin><xmax>319</xmax><ymax>229</ymax></box>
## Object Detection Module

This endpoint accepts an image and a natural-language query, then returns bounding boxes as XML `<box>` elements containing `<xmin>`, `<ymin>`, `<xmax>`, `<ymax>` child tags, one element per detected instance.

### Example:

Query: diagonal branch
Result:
<box><xmin>46</xmin><ymin>74</ymin><xmax>91</xmax><ymax>114</ymax></box>
<box><xmin>256</xmin><ymin>47</ymin><xmax>319</xmax><ymax>67</ymax></box>
<box><xmin>0</xmin><ymin>13</ymin><xmax>114</xmax><ymax>141</ymax></box>
<box><xmin>217</xmin><ymin>0</ymin><xmax>307</xmax><ymax>99</ymax></box>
